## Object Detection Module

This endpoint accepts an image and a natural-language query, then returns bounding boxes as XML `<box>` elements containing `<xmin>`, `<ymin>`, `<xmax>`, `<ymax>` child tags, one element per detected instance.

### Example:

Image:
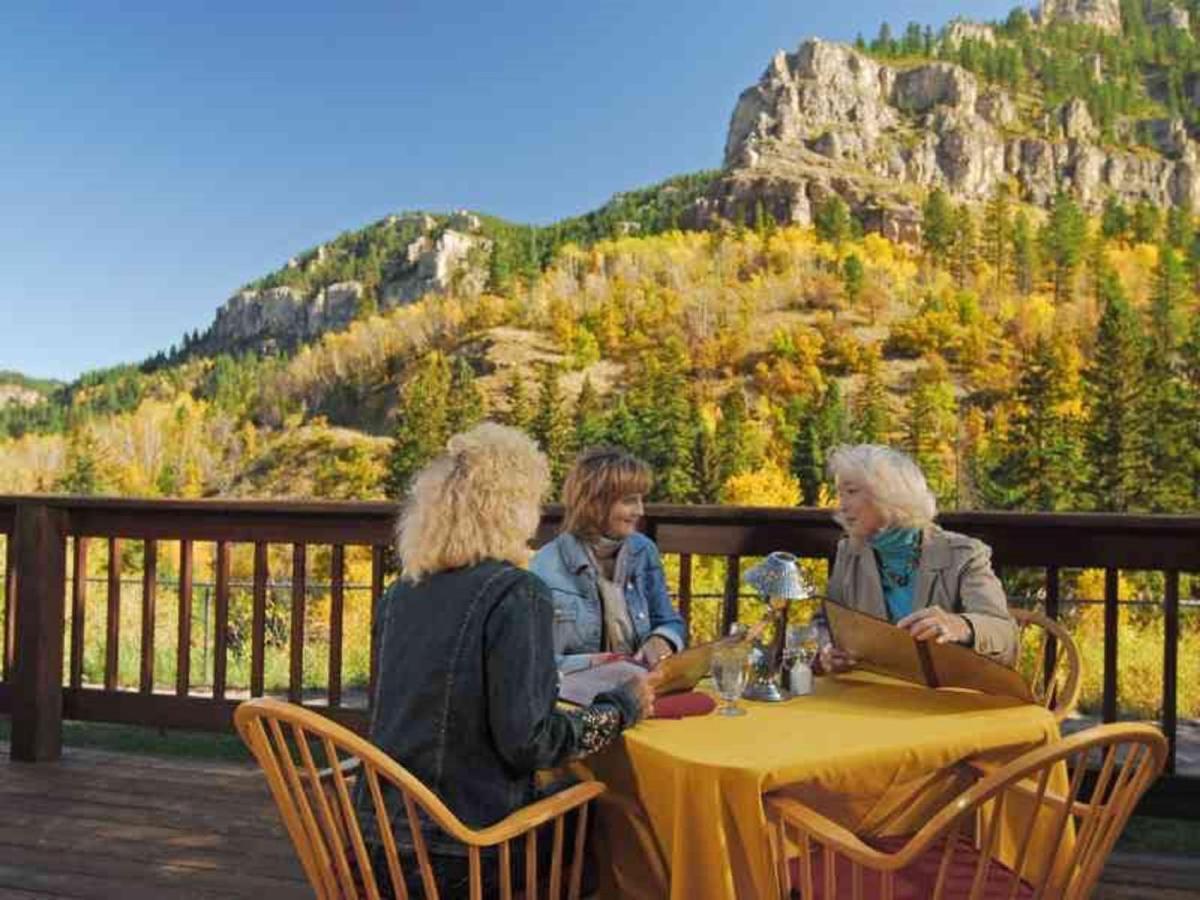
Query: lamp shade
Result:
<box><xmin>743</xmin><ymin>551</ymin><xmax>811</xmax><ymax>600</ymax></box>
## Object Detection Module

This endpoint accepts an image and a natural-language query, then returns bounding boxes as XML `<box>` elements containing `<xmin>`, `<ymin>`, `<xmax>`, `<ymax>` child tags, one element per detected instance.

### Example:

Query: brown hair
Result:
<box><xmin>561</xmin><ymin>447</ymin><xmax>653</xmax><ymax>540</ymax></box>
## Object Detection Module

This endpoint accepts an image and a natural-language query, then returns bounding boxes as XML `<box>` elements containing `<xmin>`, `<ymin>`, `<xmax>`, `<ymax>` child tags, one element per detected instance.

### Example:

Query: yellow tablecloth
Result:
<box><xmin>584</xmin><ymin>672</ymin><xmax>1062</xmax><ymax>900</ymax></box>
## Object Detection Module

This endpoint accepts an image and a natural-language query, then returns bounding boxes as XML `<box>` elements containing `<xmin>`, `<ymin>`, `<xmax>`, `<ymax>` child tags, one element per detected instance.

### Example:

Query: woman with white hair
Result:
<box><xmin>355</xmin><ymin>422</ymin><xmax>654</xmax><ymax>898</ymax></box>
<box><xmin>819</xmin><ymin>443</ymin><xmax>1018</xmax><ymax>673</ymax></box>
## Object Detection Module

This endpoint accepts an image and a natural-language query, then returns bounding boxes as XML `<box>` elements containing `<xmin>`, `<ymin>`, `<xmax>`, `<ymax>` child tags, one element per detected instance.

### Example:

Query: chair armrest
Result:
<box><xmin>767</xmin><ymin>795</ymin><xmax>911</xmax><ymax>871</ymax></box>
<box><xmin>469</xmin><ymin>781</ymin><xmax>607</xmax><ymax>846</ymax></box>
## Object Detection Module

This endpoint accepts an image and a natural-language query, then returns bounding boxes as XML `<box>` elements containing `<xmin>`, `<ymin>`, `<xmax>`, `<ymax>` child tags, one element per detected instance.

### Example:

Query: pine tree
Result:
<box><xmin>951</xmin><ymin>205</ymin><xmax>978</xmax><ymax>289</ymax></box>
<box><xmin>531</xmin><ymin>363</ymin><xmax>572</xmax><ymax>491</ymax></box>
<box><xmin>1041</xmin><ymin>191</ymin><xmax>1087</xmax><ymax>305</ymax></box>
<box><xmin>921</xmin><ymin>188</ymin><xmax>956</xmax><ymax>267</ymax></box>
<box><xmin>1131</xmin><ymin>200</ymin><xmax>1161</xmax><ymax>245</ymax></box>
<box><xmin>813</xmin><ymin>196</ymin><xmax>852</xmax><ymax>245</ymax></box>
<box><xmin>852</xmin><ymin>346</ymin><xmax>891</xmax><ymax>443</ymax></box>
<box><xmin>1084</xmin><ymin>274</ymin><xmax>1149</xmax><ymax>511</ymax></box>
<box><xmin>842</xmin><ymin>253</ymin><xmax>864</xmax><ymax>306</ymax></box>
<box><xmin>715</xmin><ymin>387</ymin><xmax>753</xmax><ymax>487</ymax></box>
<box><xmin>988</xmin><ymin>337</ymin><xmax>1079</xmax><ymax>510</ymax></box>
<box><xmin>503</xmin><ymin>370</ymin><xmax>533</xmax><ymax>431</ymax></box>
<box><xmin>983</xmin><ymin>181</ymin><xmax>1013</xmax><ymax>288</ymax></box>
<box><xmin>384</xmin><ymin>352</ymin><xmax>451</xmax><ymax>500</ymax></box>
<box><xmin>572</xmin><ymin>375</ymin><xmax>607</xmax><ymax>452</ymax></box>
<box><xmin>1167</xmin><ymin>203</ymin><xmax>1194</xmax><ymax>251</ymax></box>
<box><xmin>445</xmin><ymin>356</ymin><xmax>484</xmax><ymax>435</ymax></box>
<box><xmin>58</xmin><ymin>426</ymin><xmax>105</xmax><ymax>495</ymax></box>
<box><xmin>791</xmin><ymin>415</ymin><xmax>824</xmax><ymax>506</ymax></box>
<box><xmin>904</xmin><ymin>355</ymin><xmax>957</xmax><ymax>502</ymax></box>
<box><xmin>691</xmin><ymin>408</ymin><xmax>722</xmax><ymax>504</ymax></box>
<box><xmin>1179</xmin><ymin>313</ymin><xmax>1200</xmax><ymax>505</ymax></box>
<box><xmin>1011</xmin><ymin>211</ymin><xmax>1038</xmax><ymax>297</ymax></box>
<box><xmin>604</xmin><ymin>395</ymin><xmax>640</xmax><ymax>451</ymax></box>
<box><xmin>1142</xmin><ymin>245</ymin><xmax>1191</xmax><ymax>510</ymax></box>
<box><xmin>627</xmin><ymin>342</ymin><xmax>696</xmax><ymax>501</ymax></box>
<box><xmin>1100</xmin><ymin>196</ymin><xmax>1130</xmax><ymax>241</ymax></box>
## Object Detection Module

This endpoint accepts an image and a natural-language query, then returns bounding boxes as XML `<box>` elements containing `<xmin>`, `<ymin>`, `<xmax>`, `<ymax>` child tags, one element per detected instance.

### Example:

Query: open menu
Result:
<box><xmin>823</xmin><ymin>598</ymin><xmax>1033</xmax><ymax>703</ymax></box>
<box><xmin>558</xmin><ymin>638</ymin><xmax>738</xmax><ymax>706</ymax></box>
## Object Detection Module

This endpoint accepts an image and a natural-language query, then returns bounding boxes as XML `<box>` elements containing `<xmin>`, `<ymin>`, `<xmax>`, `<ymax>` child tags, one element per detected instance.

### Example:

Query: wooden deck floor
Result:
<box><xmin>0</xmin><ymin>745</ymin><xmax>1194</xmax><ymax>899</ymax></box>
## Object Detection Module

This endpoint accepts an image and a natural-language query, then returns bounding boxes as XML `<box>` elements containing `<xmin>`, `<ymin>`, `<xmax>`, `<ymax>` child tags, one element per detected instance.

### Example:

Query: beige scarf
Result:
<box><xmin>587</xmin><ymin>537</ymin><xmax>636</xmax><ymax>655</ymax></box>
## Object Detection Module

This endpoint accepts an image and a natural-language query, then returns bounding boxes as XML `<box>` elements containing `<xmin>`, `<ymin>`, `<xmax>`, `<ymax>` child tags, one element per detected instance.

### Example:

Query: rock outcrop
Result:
<box><xmin>200</xmin><ymin>214</ymin><xmax>491</xmax><ymax>355</ymax></box>
<box><xmin>1038</xmin><ymin>0</ymin><xmax>1123</xmax><ymax>33</ymax></box>
<box><xmin>705</xmin><ymin>38</ymin><xmax>1199</xmax><ymax>237</ymax></box>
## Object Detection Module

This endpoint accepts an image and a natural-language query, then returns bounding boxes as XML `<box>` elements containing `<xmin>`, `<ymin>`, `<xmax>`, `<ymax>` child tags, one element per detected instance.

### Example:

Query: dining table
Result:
<box><xmin>579</xmin><ymin>670</ymin><xmax>1064</xmax><ymax>900</ymax></box>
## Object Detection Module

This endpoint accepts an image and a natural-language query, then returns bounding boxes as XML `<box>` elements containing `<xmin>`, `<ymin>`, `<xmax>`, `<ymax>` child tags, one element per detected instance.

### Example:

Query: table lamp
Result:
<box><xmin>742</xmin><ymin>551</ymin><xmax>812</xmax><ymax>702</ymax></box>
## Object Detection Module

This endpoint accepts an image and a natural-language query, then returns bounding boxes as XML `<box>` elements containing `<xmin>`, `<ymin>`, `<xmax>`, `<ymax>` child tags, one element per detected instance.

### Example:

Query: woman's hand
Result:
<box><xmin>634</xmin><ymin>635</ymin><xmax>675</xmax><ymax>668</ymax></box>
<box><xmin>815</xmin><ymin>645</ymin><xmax>859</xmax><ymax>675</ymax></box>
<box><xmin>895</xmin><ymin>608</ymin><xmax>972</xmax><ymax>645</ymax></box>
<box><xmin>630</xmin><ymin>670</ymin><xmax>662</xmax><ymax>720</ymax></box>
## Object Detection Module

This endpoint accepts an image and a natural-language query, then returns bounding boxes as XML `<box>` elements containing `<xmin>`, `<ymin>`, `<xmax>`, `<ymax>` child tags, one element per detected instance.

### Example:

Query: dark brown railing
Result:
<box><xmin>0</xmin><ymin>496</ymin><xmax>1196</xmax><ymax>818</ymax></box>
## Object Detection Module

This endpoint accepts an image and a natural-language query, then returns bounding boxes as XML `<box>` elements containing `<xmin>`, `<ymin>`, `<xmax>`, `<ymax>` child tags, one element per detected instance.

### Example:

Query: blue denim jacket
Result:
<box><xmin>530</xmin><ymin>531</ymin><xmax>687</xmax><ymax>666</ymax></box>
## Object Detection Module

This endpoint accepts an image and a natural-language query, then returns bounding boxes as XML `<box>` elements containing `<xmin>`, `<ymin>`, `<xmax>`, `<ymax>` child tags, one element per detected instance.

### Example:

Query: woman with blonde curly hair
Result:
<box><xmin>356</xmin><ymin>422</ymin><xmax>653</xmax><ymax>899</ymax></box>
<box><xmin>819</xmin><ymin>443</ymin><xmax>1018</xmax><ymax>673</ymax></box>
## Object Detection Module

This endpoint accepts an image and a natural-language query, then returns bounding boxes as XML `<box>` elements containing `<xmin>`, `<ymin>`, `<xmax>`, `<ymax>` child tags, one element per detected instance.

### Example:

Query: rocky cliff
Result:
<box><xmin>198</xmin><ymin>212</ymin><xmax>490</xmax><ymax>356</ymax></box>
<box><xmin>695</xmin><ymin>36</ymin><xmax>1198</xmax><ymax>238</ymax></box>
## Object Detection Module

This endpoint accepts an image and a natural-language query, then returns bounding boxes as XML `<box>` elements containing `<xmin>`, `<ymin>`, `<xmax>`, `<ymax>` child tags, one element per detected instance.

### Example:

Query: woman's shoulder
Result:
<box><xmin>926</xmin><ymin>525</ymin><xmax>990</xmax><ymax>558</ymax></box>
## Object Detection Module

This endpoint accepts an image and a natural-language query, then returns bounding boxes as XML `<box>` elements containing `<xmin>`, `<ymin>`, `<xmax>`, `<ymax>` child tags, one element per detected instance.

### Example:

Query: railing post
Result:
<box><xmin>10</xmin><ymin>502</ymin><xmax>68</xmax><ymax>762</ymax></box>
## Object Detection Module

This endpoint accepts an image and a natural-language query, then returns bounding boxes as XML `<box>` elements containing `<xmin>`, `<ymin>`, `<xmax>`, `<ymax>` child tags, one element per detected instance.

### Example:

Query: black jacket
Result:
<box><xmin>356</xmin><ymin>560</ymin><xmax>638</xmax><ymax>855</ymax></box>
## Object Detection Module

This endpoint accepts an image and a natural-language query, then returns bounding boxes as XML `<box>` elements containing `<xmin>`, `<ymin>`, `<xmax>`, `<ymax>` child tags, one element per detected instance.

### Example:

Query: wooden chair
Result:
<box><xmin>766</xmin><ymin>722</ymin><xmax>1167</xmax><ymax>900</ymax></box>
<box><xmin>1012</xmin><ymin>608</ymin><xmax>1083</xmax><ymax>724</ymax></box>
<box><xmin>235</xmin><ymin>698</ymin><xmax>605</xmax><ymax>900</ymax></box>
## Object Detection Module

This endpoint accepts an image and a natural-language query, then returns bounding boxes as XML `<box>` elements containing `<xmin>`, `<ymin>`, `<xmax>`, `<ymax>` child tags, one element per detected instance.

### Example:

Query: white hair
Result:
<box><xmin>827</xmin><ymin>444</ymin><xmax>937</xmax><ymax>531</ymax></box>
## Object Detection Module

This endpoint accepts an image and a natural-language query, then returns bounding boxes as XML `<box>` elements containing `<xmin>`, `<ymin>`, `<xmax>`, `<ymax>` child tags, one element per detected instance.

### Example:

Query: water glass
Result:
<box><xmin>711</xmin><ymin>644</ymin><xmax>750</xmax><ymax>717</ymax></box>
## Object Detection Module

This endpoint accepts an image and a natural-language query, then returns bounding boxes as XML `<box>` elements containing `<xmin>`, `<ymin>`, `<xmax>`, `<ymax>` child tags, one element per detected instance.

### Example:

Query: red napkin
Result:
<box><xmin>650</xmin><ymin>691</ymin><xmax>717</xmax><ymax>719</ymax></box>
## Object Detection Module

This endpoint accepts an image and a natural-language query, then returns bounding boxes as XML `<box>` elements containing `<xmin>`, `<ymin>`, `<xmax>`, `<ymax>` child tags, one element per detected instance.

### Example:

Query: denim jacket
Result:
<box><xmin>355</xmin><ymin>560</ymin><xmax>639</xmax><ymax>857</ymax></box>
<box><xmin>530</xmin><ymin>532</ymin><xmax>687</xmax><ymax>667</ymax></box>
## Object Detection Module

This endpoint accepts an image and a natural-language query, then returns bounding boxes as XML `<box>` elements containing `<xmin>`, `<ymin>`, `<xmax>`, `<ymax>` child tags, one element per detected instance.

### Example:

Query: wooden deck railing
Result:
<box><xmin>0</xmin><ymin>496</ymin><xmax>1196</xmax><ymax>817</ymax></box>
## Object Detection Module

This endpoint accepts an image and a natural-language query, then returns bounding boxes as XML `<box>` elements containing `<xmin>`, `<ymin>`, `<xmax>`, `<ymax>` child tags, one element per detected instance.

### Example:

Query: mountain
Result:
<box><xmin>705</xmin><ymin>0</ymin><xmax>1200</xmax><ymax>239</ymax></box>
<box><xmin>3</xmin><ymin>1</ymin><xmax>1200</xmax><ymax>516</ymax></box>
<box><xmin>171</xmin><ymin>1</ymin><xmax>1200</xmax><ymax>359</ymax></box>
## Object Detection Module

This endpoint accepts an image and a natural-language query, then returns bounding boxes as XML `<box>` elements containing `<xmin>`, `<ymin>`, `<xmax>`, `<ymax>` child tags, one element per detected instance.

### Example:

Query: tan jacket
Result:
<box><xmin>827</xmin><ymin>525</ymin><xmax>1018</xmax><ymax>666</ymax></box>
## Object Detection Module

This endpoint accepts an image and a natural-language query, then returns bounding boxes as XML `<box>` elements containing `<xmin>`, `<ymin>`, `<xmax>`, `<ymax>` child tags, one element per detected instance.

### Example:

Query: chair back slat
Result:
<box><xmin>768</xmin><ymin>723</ymin><xmax>1167</xmax><ymax>900</ymax></box>
<box><xmin>568</xmin><ymin>803</ymin><xmax>589</xmax><ymax>900</ymax></box>
<box><xmin>292</xmin><ymin>727</ymin><xmax>357</xmax><ymax>899</ymax></box>
<box><xmin>499</xmin><ymin>841</ymin><xmax>514</xmax><ymax>900</ymax></box>
<box><xmin>266</xmin><ymin>718</ymin><xmax>341</xmax><ymax>899</ymax></box>
<box><xmin>525</xmin><ymin>827</ymin><xmax>539</xmax><ymax>900</ymax></box>
<box><xmin>548</xmin><ymin>815</ymin><xmax>565</xmax><ymax>899</ymax></box>
<box><xmin>402</xmin><ymin>791</ymin><xmax>440</xmax><ymax>899</ymax></box>
<box><xmin>1006</xmin><ymin>765</ymin><xmax>1053</xmax><ymax>894</ymax></box>
<box><xmin>364</xmin><ymin>766</ymin><xmax>409</xmax><ymax>900</ymax></box>
<box><xmin>1013</xmin><ymin>608</ymin><xmax>1082</xmax><ymax>723</ymax></box>
<box><xmin>236</xmin><ymin>697</ymin><xmax>602</xmax><ymax>900</ymax></box>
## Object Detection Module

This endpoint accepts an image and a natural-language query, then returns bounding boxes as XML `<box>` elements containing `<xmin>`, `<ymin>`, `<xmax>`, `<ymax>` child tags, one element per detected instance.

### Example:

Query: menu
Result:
<box><xmin>558</xmin><ymin>637</ymin><xmax>739</xmax><ymax>706</ymax></box>
<box><xmin>822</xmin><ymin>598</ymin><xmax>1033</xmax><ymax>703</ymax></box>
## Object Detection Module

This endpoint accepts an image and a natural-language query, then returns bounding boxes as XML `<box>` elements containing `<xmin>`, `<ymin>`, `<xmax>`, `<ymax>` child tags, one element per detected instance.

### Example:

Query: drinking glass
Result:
<box><xmin>711</xmin><ymin>644</ymin><xmax>750</xmax><ymax>717</ymax></box>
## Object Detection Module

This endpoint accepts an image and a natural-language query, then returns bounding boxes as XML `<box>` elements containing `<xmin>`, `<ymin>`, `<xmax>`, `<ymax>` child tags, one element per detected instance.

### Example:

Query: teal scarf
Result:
<box><xmin>870</xmin><ymin>527</ymin><xmax>921</xmax><ymax>622</ymax></box>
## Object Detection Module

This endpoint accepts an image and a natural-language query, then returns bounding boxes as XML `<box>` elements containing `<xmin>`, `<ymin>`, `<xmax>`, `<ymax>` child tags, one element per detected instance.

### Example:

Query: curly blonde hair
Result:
<box><xmin>396</xmin><ymin>422</ymin><xmax>550</xmax><ymax>582</ymax></box>
<box><xmin>826</xmin><ymin>443</ymin><xmax>937</xmax><ymax>531</ymax></box>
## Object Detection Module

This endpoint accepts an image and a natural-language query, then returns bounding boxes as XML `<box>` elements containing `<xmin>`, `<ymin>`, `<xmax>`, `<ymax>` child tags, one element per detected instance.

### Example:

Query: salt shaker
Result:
<box><xmin>789</xmin><ymin>653</ymin><xmax>813</xmax><ymax>696</ymax></box>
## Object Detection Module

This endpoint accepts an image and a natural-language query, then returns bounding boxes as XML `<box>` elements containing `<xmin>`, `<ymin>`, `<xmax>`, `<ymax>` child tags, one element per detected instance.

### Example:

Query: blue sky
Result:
<box><xmin>1</xmin><ymin>0</ymin><xmax>1021</xmax><ymax>381</ymax></box>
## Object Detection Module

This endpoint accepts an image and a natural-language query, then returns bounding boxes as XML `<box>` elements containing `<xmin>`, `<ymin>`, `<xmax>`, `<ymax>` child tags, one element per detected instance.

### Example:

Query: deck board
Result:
<box><xmin>0</xmin><ymin>744</ymin><xmax>1193</xmax><ymax>898</ymax></box>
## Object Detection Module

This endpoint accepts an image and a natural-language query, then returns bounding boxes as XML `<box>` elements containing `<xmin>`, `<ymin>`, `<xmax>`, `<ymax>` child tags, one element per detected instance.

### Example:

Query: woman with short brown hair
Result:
<box><xmin>531</xmin><ymin>447</ymin><xmax>686</xmax><ymax>669</ymax></box>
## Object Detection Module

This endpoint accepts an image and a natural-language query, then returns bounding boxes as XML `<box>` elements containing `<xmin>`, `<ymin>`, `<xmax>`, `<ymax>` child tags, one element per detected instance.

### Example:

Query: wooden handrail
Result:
<box><xmin>0</xmin><ymin>495</ymin><xmax>1196</xmax><ymax>814</ymax></box>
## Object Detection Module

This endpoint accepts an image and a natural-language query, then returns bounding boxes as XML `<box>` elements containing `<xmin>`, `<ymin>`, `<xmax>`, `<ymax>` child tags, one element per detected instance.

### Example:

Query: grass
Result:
<box><xmin>0</xmin><ymin>716</ymin><xmax>250</xmax><ymax>761</ymax></box>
